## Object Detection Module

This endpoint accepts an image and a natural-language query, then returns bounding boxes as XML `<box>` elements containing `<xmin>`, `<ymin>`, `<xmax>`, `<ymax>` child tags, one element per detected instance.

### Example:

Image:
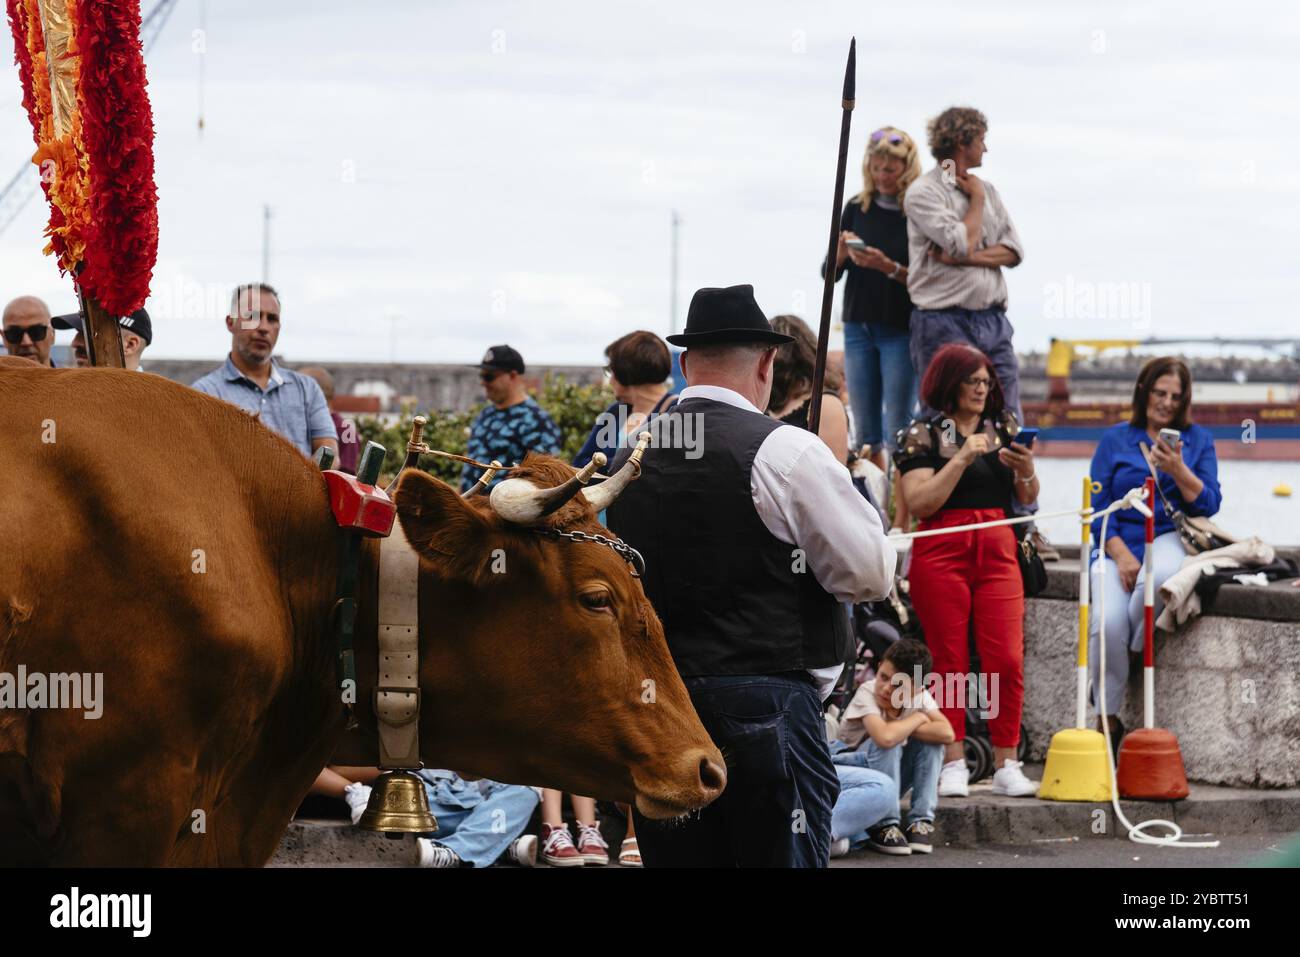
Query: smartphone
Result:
<box><xmin>845</xmin><ymin>239</ymin><xmax>868</xmax><ymax>251</ymax></box>
<box><xmin>1158</xmin><ymin>427</ymin><xmax>1182</xmax><ymax>449</ymax></box>
<box><xmin>1013</xmin><ymin>427</ymin><xmax>1038</xmax><ymax>448</ymax></box>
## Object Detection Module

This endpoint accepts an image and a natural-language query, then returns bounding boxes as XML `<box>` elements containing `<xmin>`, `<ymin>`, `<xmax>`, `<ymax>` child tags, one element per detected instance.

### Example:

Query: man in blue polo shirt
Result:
<box><xmin>191</xmin><ymin>283</ymin><xmax>338</xmax><ymax>460</ymax></box>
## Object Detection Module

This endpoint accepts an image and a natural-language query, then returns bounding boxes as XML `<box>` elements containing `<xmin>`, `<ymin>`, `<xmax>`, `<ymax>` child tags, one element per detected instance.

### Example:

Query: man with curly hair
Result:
<box><xmin>902</xmin><ymin>107</ymin><xmax>1025</xmax><ymax>422</ymax></box>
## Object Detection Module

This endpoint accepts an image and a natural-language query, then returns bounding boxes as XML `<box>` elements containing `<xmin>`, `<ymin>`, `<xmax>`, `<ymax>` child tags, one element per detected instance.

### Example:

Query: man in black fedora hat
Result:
<box><xmin>606</xmin><ymin>284</ymin><xmax>897</xmax><ymax>867</ymax></box>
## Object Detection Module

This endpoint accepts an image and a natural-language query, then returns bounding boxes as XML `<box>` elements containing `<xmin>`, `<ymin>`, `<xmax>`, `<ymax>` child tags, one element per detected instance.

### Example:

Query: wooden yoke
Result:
<box><xmin>80</xmin><ymin>294</ymin><xmax>126</xmax><ymax>368</ymax></box>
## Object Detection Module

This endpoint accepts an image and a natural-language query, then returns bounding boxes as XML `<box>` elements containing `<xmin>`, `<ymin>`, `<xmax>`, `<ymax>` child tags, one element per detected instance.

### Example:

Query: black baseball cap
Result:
<box><xmin>52</xmin><ymin>307</ymin><xmax>153</xmax><ymax>345</ymax></box>
<box><xmin>474</xmin><ymin>344</ymin><xmax>524</xmax><ymax>375</ymax></box>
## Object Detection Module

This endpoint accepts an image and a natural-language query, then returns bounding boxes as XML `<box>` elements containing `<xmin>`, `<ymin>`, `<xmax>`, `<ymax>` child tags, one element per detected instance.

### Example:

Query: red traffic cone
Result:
<box><xmin>1116</xmin><ymin>727</ymin><xmax>1189</xmax><ymax>800</ymax></box>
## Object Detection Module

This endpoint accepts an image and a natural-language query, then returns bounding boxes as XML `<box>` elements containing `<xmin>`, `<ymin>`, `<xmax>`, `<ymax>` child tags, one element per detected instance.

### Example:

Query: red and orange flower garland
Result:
<box><xmin>7</xmin><ymin>0</ymin><xmax>157</xmax><ymax>317</ymax></box>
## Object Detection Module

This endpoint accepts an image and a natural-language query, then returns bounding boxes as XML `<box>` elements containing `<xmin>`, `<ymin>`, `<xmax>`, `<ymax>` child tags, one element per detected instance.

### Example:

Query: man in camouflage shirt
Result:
<box><xmin>460</xmin><ymin>344</ymin><xmax>562</xmax><ymax>493</ymax></box>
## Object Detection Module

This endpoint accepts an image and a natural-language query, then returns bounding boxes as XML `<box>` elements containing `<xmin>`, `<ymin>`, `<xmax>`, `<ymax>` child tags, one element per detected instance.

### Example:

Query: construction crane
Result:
<box><xmin>1046</xmin><ymin>337</ymin><xmax>1300</xmax><ymax>401</ymax></box>
<box><xmin>0</xmin><ymin>0</ymin><xmax>179</xmax><ymax>237</ymax></box>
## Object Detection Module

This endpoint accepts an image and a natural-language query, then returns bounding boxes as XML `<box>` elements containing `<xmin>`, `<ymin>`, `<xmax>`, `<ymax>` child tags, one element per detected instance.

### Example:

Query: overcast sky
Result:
<box><xmin>2</xmin><ymin>0</ymin><xmax>1297</xmax><ymax>366</ymax></box>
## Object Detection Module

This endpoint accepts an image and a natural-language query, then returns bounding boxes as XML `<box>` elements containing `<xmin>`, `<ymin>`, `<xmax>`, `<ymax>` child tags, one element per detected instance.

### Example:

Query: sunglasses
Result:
<box><xmin>871</xmin><ymin>128</ymin><xmax>904</xmax><ymax>145</ymax></box>
<box><xmin>3</xmin><ymin>323</ymin><xmax>49</xmax><ymax>345</ymax></box>
<box><xmin>479</xmin><ymin>370</ymin><xmax>505</xmax><ymax>383</ymax></box>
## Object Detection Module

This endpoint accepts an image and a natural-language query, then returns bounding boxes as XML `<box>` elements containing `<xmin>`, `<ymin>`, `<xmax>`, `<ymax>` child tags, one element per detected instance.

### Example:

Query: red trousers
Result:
<box><xmin>908</xmin><ymin>508</ymin><xmax>1024</xmax><ymax>748</ymax></box>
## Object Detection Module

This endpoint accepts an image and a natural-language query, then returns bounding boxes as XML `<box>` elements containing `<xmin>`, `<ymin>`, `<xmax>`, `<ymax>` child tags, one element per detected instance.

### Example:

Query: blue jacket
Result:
<box><xmin>1089</xmin><ymin>422</ymin><xmax>1221</xmax><ymax>561</ymax></box>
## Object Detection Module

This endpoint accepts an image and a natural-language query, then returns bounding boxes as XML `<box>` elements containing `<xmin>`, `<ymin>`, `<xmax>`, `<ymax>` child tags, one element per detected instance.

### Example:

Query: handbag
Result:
<box><xmin>1138</xmin><ymin>442</ymin><xmax>1236</xmax><ymax>555</ymax></box>
<box><xmin>1010</xmin><ymin>516</ymin><xmax>1048</xmax><ymax>597</ymax></box>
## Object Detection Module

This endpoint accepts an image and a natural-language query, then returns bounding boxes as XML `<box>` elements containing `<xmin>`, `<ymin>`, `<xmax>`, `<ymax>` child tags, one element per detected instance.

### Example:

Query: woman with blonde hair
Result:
<box><xmin>821</xmin><ymin>125</ymin><xmax>922</xmax><ymax>533</ymax></box>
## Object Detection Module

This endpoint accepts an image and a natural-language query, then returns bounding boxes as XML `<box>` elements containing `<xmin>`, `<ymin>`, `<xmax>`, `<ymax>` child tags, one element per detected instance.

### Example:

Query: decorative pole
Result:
<box><xmin>1076</xmin><ymin>477</ymin><xmax>1100</xmax><ymax>729</ymax></box>
<box><xmin>1142</xmin><ymin>475</ymin><xmax>1156</xmax><ymax>729</ymax></box>
<box><xmin>807</xmin><ymin>37</ymin><xmax>855</xmax><ymax>436</ymax></box>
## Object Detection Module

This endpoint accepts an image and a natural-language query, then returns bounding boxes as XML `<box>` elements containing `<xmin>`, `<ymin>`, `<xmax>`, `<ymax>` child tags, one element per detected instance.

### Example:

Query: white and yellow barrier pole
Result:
<box><xmin>1076</xmin><ymin>478</ymin><xmax>1100</xmax><ymax>730</ymax></box>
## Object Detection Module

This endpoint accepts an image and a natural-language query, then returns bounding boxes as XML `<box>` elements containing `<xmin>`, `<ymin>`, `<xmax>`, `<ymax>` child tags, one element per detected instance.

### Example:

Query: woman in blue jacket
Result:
<box><xmin>1088</xmin><ymin>357</ymin><xmax>1221</xmax><ymax>739</ymax></box>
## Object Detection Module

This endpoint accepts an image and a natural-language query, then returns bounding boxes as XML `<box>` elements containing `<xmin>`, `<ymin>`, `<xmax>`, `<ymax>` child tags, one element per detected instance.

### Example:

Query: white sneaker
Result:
<box><xmin>415</xmin><ymin>838</ymin><xmax>463</xmax><ymax>868</ymax></box>
<box><xmin>990</xmin><ymin>759</ymin><xmax>1039</xmax><ymax>797</ymax></box>
<box><xmin>343</xmin><ymin>781</ymin><xmax>372</xmax><ymax>825</ymax></box>
<box><xmin>829</xmin><ymin>837</ymin><xmax>850</xmax><ymax>859</ymax></box>
<box><xmin>508</xmin><ymin>834</ymin><xmax>538</xmax><ymax>867</ymax></box>
<box><xmin>938</xmin><ymin>759</ymin><xmax>969</xmax><ymax>797</ymax></box>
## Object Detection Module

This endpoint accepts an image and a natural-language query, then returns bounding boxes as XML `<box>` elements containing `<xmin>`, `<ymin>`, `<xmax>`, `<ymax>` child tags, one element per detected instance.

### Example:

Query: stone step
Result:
<box><xmin>268</xmin><ymin>772</ymin><xmax>1300</xmax><ymax>865</ymax></box>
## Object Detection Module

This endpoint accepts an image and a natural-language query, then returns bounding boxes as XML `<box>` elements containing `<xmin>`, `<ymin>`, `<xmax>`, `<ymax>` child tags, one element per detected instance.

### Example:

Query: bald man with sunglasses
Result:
<box><xmin>2</xmin><ymin>296</ymin><xmax>56</xmax><ymax>367</ymax></box>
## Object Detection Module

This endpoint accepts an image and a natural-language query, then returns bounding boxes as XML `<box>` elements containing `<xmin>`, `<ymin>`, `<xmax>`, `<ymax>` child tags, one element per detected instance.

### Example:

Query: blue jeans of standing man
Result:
<box><xmin>416</xmin><ymin>770</ymin><xmax>539</xmax><ymax>868</ymax></box>
<box><xmin>633</xmin><ymin>673</ymin><xmax>840</xmax><ymax>867</ymax></box>
<box><xmin>833</xmin><ymin>736</ymin><xmax>944</xmax><ymax>827</ymax></box>
<box><xmin>909</xmin><ymin>307</ymin><xmax>1021</xmax><ymax>422</ymax></box>
<box><xmin>843</xmin><ymin>321</ymin><xmax>917</xmax><ymax>452</ymax></box>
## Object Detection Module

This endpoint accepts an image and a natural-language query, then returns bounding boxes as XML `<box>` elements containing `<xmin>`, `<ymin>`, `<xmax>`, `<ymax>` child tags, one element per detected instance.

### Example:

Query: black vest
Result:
<box><xmin>607</xmin><ymin>397</ymin><xmax>850</xmax><ymax>677</ymax></box>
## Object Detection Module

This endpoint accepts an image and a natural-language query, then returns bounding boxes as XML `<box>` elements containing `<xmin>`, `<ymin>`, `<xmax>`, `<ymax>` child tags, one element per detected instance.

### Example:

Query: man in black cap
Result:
<box><xmin>53</xmin><ymin>308</ymin><xmax>152</xmax><ymax>371</ymax></box>
<box><xmin>460</xmin><ymin>344</ymin><xmax>562</xmax><ymax>492</ymax></box>
<box><xmin>606</xmin><ymin>284</ymin><xmax>897</xmax><ymax>867</ymax></box>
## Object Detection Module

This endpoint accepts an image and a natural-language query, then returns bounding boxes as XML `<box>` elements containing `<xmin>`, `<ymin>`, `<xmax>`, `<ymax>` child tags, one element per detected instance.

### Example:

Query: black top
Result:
<box><xmin>778</xmin><ymin>389</ymin><xmax>841</xmax><ymax>433</ymax></box>
<box><xmin>606</xmin><ymin>398</ymin><xmax>850</xmax><ymax>677</ymax></box>
<box><xmin>894</xmin><ymin>410</ymin><xmax>1020</xmax><ymax>511</ymax></box>
<box><xmin>821</xmin><ymin>197</ymin><xmax>913</xmax><ymax>333</ymax></box>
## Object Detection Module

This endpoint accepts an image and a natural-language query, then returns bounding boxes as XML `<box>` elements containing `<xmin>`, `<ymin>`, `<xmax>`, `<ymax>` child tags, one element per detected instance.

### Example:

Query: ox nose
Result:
<box><xmin>697</xmin><ymin>751</ymin><xmax>727</xmax><ymax>798</ymax></box>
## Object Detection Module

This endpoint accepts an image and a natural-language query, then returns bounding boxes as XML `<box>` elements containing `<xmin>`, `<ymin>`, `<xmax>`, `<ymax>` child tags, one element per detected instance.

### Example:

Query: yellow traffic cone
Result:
<box><xmin>1037</xmin><ymin>728</ymin><xmax>1113</xmax><ymax>801</ymax></box>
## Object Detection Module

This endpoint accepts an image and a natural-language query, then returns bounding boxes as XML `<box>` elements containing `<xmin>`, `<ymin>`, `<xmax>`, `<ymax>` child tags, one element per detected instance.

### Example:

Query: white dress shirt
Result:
<box><xmin>679</xmin><ymin>385</ymin><xmax>898</xmax><ymax>697</ymax></box>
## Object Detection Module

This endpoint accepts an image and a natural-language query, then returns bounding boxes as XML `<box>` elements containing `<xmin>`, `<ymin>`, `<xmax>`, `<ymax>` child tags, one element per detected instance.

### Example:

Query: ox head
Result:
<box><xmin>389</xmin><ymin>452</ymin><xmax>726</xmax><ymax>819</ymax></box>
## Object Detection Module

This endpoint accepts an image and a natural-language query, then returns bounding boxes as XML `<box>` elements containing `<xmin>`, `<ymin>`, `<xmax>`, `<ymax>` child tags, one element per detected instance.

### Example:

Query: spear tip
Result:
<box><xmin>843</xmin><ymin>37</ymin><xmax>856</xmax><ymax>104</ymax></box>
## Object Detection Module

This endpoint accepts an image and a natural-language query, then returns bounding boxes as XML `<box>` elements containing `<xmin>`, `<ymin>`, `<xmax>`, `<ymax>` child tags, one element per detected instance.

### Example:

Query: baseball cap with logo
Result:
<box><xmin>473</xmin><ymin>344</ymin><xmax>525</xmax><ymax>375</ymax></box>
<box><xmin>52</xmin><ymin>307</ymin><xmax>153</xmax><ymax>345</ymax></box>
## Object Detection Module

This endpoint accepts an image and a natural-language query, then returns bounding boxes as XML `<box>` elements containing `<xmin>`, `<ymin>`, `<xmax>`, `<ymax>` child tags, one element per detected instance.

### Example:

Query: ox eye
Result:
<box><xmin>580</xmin><ymin>589</ymin><xmax>613</xmax><ymax>612</ymax></box>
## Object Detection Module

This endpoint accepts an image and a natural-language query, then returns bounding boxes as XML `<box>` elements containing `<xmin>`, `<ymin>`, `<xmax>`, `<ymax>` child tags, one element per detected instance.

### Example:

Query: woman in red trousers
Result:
<box><xmin>896</xmin><ymin>343</ymin><xmax>1039</xmax><ymax>798</ymax></box>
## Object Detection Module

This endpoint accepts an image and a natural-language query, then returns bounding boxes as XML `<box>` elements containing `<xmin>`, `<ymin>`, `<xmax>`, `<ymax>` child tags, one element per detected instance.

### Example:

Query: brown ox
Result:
<box><xmin>0</xmin><ymin>358</ymin><xmax>724</xmax><ymax>866</ymax></box>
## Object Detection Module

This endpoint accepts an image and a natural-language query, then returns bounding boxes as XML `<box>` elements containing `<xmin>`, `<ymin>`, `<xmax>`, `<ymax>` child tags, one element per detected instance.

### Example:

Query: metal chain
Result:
<box><xmin>533</xmin><ymin>527</ymin><xmax>646</xmax><ymax>578</ymax></box>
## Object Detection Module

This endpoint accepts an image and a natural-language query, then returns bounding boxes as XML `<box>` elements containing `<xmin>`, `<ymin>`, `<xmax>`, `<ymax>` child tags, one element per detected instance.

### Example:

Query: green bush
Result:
<box><xmin>353</xmin><ymin>372</ymin><xmax>612</xmax><ymax>487</ymax></box>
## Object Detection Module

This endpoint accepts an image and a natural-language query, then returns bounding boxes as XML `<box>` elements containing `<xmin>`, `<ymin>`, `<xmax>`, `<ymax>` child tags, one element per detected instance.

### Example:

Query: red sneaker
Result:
<box><xmin>540</xmin><ymin>823</ymin><xmax>584</xmax><ymax>867</ymax></box>
<box><xmin>575</xmin><ymin>822</ymin><xmax>610</xmax><ymax>866</ymax></box>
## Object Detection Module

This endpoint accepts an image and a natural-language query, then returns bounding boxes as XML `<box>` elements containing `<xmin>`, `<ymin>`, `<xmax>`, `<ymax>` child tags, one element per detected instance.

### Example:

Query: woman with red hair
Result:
<box><xmin>895</xmin><ymin>344</ymin><xmax>1039</xmax><ymax>800</ymax></box>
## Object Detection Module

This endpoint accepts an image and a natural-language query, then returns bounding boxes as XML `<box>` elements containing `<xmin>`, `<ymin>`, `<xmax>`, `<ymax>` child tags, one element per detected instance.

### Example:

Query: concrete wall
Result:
<box><xmin>1022</xmin><ymin>557</ymin><xmax>1300</xmax><ymax>787</ymax></box>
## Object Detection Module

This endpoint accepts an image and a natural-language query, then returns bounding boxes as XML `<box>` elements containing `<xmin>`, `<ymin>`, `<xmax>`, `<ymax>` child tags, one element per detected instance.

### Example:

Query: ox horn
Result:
<box><xmin>581</xmin><ymin>431</ymin><xmax>652</xmax><ymax>513</ymax></box>
<box><xmin>488</xmin><ymin>452</ymin><xmax>607</xmax><ymax>524</ymax></box>
<box><xmin>461</xmin><ymin>460</ymin><xmax>503</xmax><ymax>498</ymax></box>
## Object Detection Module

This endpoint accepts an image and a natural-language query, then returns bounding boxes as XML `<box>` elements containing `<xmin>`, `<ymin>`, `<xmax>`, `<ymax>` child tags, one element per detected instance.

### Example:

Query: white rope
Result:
<box><xmin>1095</xmin><ymin>495</ymin><xmax>1220</xmax><ymax>849</ymax></box>
<box><xmin>886</xmin><ymin>485</ymin><xmax>1149</xmax><ymax>542</ymax></box>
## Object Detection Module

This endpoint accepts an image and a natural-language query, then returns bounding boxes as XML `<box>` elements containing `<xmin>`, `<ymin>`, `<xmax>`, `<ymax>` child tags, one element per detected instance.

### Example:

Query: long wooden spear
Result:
<box><xmin>807</xmin><ymin>37</ymin><xmax>855</xmax><ymax>435</ymax></box>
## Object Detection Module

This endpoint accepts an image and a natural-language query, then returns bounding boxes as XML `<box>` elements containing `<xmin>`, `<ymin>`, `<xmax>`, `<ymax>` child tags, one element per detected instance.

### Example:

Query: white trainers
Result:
<box><xmin>343</xmin><ymin>781</ymin><xmax>372</xmax><ymax>825</ymax></box>
<box><xmin>828</xmin><ymin>837</ymin><xmax>850</xmax><ymax>859</ymax></box>
<box><xmin>990</xmin><ymin>759</ymin><xmax>1039</xmax><ymax>797</ymax></box>
<box><xmin>415</xmin><ymin>838</ymin><xmax>463</xmax><ymax>868</ymax></box>
<box><xmin>507</xmin><ymin>834</ymin><xmax>538</xmax><ymax>867</ymax></box>
<box><xmin>938</xmin><ymin>759</ymin><xmax>969</xmax><ymax>797</ymax></box>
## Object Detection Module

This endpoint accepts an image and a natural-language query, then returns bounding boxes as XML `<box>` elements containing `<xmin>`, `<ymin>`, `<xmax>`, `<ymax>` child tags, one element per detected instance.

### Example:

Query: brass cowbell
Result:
<box><xmin>357</xmin><ymin>770</ymin><xmax>438</xmax><ymax>834</ymax></box>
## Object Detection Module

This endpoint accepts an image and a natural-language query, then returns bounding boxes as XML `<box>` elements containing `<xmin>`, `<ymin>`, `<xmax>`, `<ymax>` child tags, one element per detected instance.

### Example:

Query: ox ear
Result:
<box><xmin>392</xmin><ymin>469</ymin><xmax>502</xmax><ymax>586</ymax></box>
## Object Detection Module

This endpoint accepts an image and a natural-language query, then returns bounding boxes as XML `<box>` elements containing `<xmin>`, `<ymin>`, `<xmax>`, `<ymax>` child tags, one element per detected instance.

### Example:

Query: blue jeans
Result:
<box><xmin>829</xmin><ymin>762</ymin><xmax>897</xmax><ymax>845</ymax></box>
<box><xmin>843</xmin><ymin>321</ymin><xmax>917</xmax><ymax>452</ymax></box>
<box><xmin>832</xmin><ymin>736</ymin><xmax>943</xmax><ymax>828</ymax></box>
<box><xmin>633</xmin><ymin>673</ymin><xmax>840</xmax><ymax>867</ymax></box>
<box><xmin>1089</xmin><ymin>530</ymin><xmax>1186</xmax><ymax>715</ymax></box>
<box><xmin>416</xmin><ymin>770</ymin><xmax>539</xmax><ymax>868</ymax></box>
<box><xmin>909</xmin><ymin>307</ymin><xmax>1021</xmax><ymax>421</ymax></box>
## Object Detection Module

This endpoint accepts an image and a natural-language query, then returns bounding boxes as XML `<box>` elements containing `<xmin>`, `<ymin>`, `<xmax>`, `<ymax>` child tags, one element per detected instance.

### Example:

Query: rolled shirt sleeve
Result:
<box><xmin>985</xmin><ymin>182</ymin><xmax>1024</xmax><ymax>266</ymax></box>
<box><xmin>304</xmin><ymin>378</ymin><xmax>339</xmax><ymax>442</ymax></box>
<box><xmin>751</xmin><ymin>427</ymin><xmax>896</xmax><ymax>603</ymax></box>
<box><xmin>904</xmin><ymin>178</ymin><xmax>969</xmax><ymax>259</ymax></box>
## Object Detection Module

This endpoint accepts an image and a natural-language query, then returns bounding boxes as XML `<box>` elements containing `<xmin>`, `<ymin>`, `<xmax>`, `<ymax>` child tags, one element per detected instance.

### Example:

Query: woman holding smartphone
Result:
<box><xmin>1087</xmin><ymin>357</ymin><xmax>1221</xmax><ymax>748</ymax></box>
<box><xmin>821</xmin><ymin>126</ymin><xmax>922</xmax><ymax>533</ymax></box>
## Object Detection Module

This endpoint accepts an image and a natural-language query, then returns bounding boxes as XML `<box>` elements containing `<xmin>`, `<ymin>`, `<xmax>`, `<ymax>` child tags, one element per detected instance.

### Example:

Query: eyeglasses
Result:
<box><xmin>962</xmin><ymin>375</ymin><xmax>992</xmax><ymax>390</ymax></box>
<box><xmin>871</xmin><ymin>128</ymin><xmax>904</xmax><ymax>145</ymax></box>
<box><xmin>3</xmin><ymin>323</ymin><xmax>49</xmax><ymax>345</ymax></box>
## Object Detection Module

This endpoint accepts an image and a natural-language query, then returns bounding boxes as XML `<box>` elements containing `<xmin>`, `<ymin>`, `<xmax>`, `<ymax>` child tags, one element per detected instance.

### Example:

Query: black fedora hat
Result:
<box><xmin>666</xmin><ymin>284</ymin><xmax>794</xmax><ymax>347</ymax></box>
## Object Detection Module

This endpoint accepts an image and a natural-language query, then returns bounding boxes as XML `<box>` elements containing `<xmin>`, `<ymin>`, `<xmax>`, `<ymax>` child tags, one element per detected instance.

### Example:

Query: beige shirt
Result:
<box><xmin>837</xmin><ymin>682</ymin><xmax>940</xmax><ymax>749</ymax></box>
<box><xmin>903</xmin><ymin>165</ymin><xmax>1025</xmax><ymax>311</ymax></box>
